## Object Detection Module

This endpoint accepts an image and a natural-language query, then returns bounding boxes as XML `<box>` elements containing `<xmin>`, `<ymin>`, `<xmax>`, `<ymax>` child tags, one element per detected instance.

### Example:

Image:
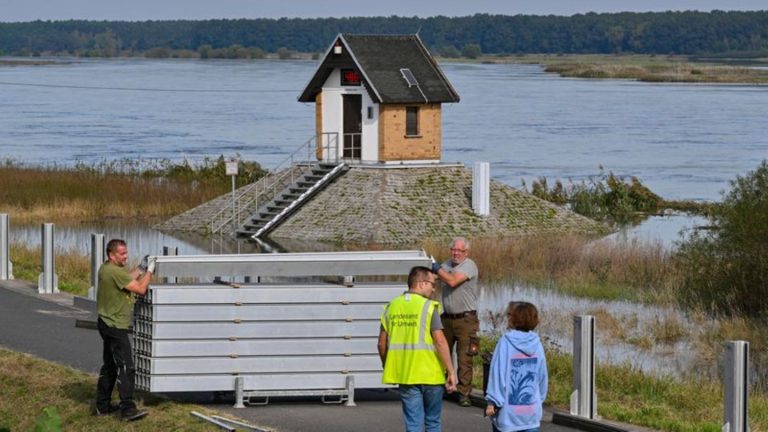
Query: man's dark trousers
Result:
<box><xmin>96</xmin><ymin>318</ymin><xmax>137</xmax><ymax>411</ymax></box>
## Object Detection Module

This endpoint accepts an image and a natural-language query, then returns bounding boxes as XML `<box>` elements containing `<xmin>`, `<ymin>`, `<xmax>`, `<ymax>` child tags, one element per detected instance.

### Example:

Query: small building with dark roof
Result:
<box><xmin>299</xmin><ymin>34</ymin><xmax>460</xmax><ymax>164</ymax></box>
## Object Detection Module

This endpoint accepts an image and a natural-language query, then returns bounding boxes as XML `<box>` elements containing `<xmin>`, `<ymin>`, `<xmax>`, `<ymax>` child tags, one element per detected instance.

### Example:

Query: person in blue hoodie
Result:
<box><xmin>485</xmin><ymin>301</ymin><xmax>548</xmax><ymax>432</ymax></box>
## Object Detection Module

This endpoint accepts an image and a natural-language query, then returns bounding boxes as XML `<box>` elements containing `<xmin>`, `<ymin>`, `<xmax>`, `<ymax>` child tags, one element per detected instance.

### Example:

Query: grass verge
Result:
<box><xmin>0</xmin><ymin>348</ymin><xmax>233</xmax><ymax>431</ymax></box>
<box><xmin>9</xmin><ymin>243</ymin><xmax>91</xmax><ymax>296</ymax></box>
<box><xmin>473</xmin><ymin>343</ymin><xmax>768</xmax><ymax>431</ymax></box>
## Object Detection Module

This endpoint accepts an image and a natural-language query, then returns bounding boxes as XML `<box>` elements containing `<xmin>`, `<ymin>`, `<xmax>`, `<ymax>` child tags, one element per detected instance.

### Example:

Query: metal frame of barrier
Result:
<box><xmin>134</xmin><ymin>250</ymin><xmax>431</xmax><ymax>407</ymax></box>
<box><xmin>152</xmin><ymin>250</ymin><xmax>430</xmax><ymax>279</ymax></box>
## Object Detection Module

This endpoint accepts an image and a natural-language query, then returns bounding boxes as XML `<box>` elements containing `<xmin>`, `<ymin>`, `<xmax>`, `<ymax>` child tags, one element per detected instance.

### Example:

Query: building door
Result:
<box><xmin>342</xmin><ymin>94</ymin><xmax>362</xmax><ymax>160</ymax></box>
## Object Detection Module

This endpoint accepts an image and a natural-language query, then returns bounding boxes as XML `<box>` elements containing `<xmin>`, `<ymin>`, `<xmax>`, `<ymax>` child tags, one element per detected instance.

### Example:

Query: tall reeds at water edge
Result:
<box><xmin>0</xmin><ymin>158</ymin><xmax>266</xmax><ymax>224</ymax></box>
<box><xmin>425</xmin><ymin>235</ymin><xmax>680</xmax><ymax>303</ymax></box>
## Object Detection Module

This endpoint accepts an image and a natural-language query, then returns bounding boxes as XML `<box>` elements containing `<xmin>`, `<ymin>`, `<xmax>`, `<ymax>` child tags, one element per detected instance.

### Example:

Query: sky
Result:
<box><xmin>1</xmin><ymin>0</ymin><xmax>766</xmax><ymax>22</ymax></box>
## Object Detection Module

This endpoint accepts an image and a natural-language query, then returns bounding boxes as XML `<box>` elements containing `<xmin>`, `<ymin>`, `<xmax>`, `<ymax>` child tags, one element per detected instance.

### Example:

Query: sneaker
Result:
<box><xmin>121</xmin><ymin>407</ymin><xmax>148</xmax><ymax>422</ymax></box>
<box><xmin>94</xmin><ymin>404</ymin><xmax>119</xmax><ymax>416</ymax></box>
<box><xmin>459</xmin><ymin>396</ymin><xmax>472</xmax><ymax>407</ymax></box>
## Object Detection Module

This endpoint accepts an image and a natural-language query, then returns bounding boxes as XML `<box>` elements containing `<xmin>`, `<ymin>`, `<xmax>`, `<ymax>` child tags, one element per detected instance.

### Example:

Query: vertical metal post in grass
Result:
<box><xmin>88</xmin><ymin>234</ymin><xmax>105</xmax><ymax>300</ymax></box>
<box><xmin>570</xmin><ymin>315</ymin><xmax>597</xmax><ymax>419</ymax></box>
<box><xmin>723</xmin><ymin>340</ymin><xmax>749</xmax><ymax>432</ymax></box>
<box><xmin>37</xmin><ymin>223</ymin><xmax>58</xmax><ymax>294</ymax></box>
<box><xmin>0</xmin><ymin>213</ymin><xmax>12</xmax><ymax>280</ymax></box>
<box><xmin>472</xmin><ymin>162</ymin><xmax>490</xmax><ymax>216</ymax></box>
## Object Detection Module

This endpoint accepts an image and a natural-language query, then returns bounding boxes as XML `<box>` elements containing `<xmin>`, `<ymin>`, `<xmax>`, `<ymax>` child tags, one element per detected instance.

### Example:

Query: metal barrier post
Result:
<box><xmin>233</xmin><ymin>376</ymin><xmax>245</xmax><ymax>408</ymax></box>
<box><xmin>0</xmin><ymin>213</ymin><xmax>12</xmax><ymax>280</ymax></box>
<box><xmin>163</xmin><ymin>246</ymin><xmax>179</xmax><ymax>283</ymax></box>
<box><xmin>37</xmin><ymin>223</ymin><xmax>58</xmax><ymax>294</ymax></box>
<box><xmin>570</xmin><ymin>315</ymin><xmax>596</xmax><ymax>419</ymax></box>
<box><xmin>88</xmin><ymin>234</ymin><xmax>105</xmax><ymax>300</ymax></box>
<box><xmin>345</xmin><ymin>375</ymin><xmax>356</xmax><ymax>407</ymax></box>
<box><xmin>723</xmin><ymin>340</ymin><xmax>749</xmax><ymax>432</ymax></box>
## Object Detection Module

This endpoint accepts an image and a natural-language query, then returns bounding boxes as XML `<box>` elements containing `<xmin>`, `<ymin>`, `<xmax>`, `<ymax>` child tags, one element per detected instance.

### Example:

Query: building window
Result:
<box><xmin>341</xmin><ymin>69</ymin><xmax>361</xmax><ymax>86</ymax></box>
<box><xmin>367</xmin><ymin>106</ymin><xmax>374</xmax><ymax>119</ymax></box>
<box><xmin>406</xmin><ymin>106</ymin><xmax>419</xmax><ymax>136</ymax></box>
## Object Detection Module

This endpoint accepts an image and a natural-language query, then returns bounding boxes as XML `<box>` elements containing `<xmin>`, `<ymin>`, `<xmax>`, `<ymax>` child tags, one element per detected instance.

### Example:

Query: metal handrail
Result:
<box><xmin>252</xmin><ymin>162</ymin><xmax>347</xmax><ymax>239</ymax></box>
<box><xmin>321</xmin><ymin>132</ymin><xmax>341</xmax><ymax>164</ymax></box>
<box><xmin>208</xmin><ymin>132</ymin><xmax>339</xmax><ymax>235</ymax></box>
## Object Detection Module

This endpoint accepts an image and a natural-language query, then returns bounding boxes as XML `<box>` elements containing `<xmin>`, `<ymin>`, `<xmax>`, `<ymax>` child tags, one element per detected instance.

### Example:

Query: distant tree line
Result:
<box><xmin>1</xmin><ymin>11</ymin><xmax>768</xmax><ymax>58</ymax></box>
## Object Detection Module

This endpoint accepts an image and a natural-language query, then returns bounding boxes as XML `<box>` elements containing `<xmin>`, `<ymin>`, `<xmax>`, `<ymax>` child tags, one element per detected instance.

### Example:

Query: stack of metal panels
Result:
<box><xmin>133</xmin><ymin>250</ymin><xmax>431</xmax><ymax>399</ymax></box>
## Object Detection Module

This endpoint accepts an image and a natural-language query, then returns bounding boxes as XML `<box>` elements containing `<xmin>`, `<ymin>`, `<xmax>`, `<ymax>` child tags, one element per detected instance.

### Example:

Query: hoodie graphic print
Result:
<box><xmin>508</xmin><ymin>355</ymin><xmax>538</xmax><ymax>413</ymax></box>
<box><xmin>485</xmin><ymin>330</ymin><xmax>548</xmax><ymax>432</ymax></box>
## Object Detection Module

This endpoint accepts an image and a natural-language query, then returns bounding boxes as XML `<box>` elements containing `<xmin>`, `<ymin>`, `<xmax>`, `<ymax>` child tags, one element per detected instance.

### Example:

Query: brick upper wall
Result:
<box><xmin>379</xmin><ymin>104</ymin><xmax>441</xmax><ymax>161</ymax></box>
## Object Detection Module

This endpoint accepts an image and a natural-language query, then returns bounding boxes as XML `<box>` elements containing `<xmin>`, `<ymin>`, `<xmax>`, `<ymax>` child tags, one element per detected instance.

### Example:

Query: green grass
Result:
<box><xmin>9</xmin><ymin>243</ymin><xmax>90</xmax><ymax>296</ymax></box>
<box><xmin>474</xmin><ymin>342</ymin><xmax>768</xmax><ymax>431</ymax></box>
<box><xmin>0</xmin><ymin>348</ymin><xmax>240</xmax><ymax>432</ymax></box>
<box><xmin>440</xmin><ymin>53</ymin><xmax>768</xmax><ymax>84</ymax></box>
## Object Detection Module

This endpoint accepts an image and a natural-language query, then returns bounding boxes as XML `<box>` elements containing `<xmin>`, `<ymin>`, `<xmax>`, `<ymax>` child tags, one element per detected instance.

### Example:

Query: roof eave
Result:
<box><xmin>414</xmin><ymin>34</ymin><xmax>461</xmax><ymax>103</ymax></box>
<box><xmin>339</xmin><ymin>34</ymin><xmax>384</xmax><ymax>104</ymax></box>
<box><xmin>298</xmin><ymin>34</ymin><xmax>385</xmax><ymax>104</ymax></box>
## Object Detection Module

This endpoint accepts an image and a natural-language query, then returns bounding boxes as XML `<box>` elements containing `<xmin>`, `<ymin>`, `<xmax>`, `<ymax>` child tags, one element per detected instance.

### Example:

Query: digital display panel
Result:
<box><xmin>341</xmin><ymin>69</ymin><xmax>361</xmax><ymax>86</ymax></box>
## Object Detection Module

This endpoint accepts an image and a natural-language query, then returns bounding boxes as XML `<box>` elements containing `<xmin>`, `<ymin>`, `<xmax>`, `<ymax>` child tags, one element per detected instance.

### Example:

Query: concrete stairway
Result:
<box><xmin>236</xmin><ymin>163</ymin><xmax>348</xmax><ymax>238</ymax></box>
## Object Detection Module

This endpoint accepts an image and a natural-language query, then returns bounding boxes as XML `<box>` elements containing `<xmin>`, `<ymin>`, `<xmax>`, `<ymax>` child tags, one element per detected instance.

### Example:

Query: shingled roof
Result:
<box><xmin>298</xmin><ymin>34</ymin><xmax>460</xmax><ymax>104</ymax></box>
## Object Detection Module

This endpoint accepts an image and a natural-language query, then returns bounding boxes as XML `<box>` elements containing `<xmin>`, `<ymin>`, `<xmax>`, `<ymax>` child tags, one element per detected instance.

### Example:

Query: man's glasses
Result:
<box><xmin>420</xmin><ymin>280</ymin><xmax>436</xmax><ymax>287</ymax></box>
<box><xmin>450</xmin><ymin>248</ymin><xmax>466</xmax><ymax>253</ymax></box>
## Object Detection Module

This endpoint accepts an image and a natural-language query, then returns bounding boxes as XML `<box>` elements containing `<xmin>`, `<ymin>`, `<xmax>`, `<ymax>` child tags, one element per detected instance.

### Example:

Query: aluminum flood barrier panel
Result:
<box><xmin>134</xmin><ymin>250</ymin><xmax>431</xmax><ymax>406</ymax></box>
<box><xmin>152</xmin><ymin>250</ymin><xmax>430</xmax><ymax>279</ymax></box>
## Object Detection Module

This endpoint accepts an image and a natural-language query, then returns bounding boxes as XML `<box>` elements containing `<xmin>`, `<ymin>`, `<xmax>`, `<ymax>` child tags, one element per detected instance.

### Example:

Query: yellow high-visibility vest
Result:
<box><xmin>381</xmin><ymin>292</ymin><xmax>445</xmax><ymax>384</ymax></box>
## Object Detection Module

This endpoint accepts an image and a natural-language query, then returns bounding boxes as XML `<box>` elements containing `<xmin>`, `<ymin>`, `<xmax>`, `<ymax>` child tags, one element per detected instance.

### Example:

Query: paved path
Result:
<box><xmin>0</xmin><ymin>280</ymin><xmax>604</xmax><ymax>432</ymax></box>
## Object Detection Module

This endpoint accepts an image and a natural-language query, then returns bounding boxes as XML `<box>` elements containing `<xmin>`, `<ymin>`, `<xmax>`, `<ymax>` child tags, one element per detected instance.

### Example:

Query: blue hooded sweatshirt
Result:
<box><xmin>485</xmin><ymin>330</ymin><xmax>548</xmax><ymax>432</ymax></box>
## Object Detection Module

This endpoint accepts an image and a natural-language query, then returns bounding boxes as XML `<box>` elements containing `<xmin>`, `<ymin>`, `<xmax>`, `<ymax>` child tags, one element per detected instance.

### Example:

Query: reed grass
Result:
<box><xmin>424</xmin><ymin>234</ymin><xmax>680</xmax><ymax>304</ymax></box>
<box><xmin>476</xmin><ymin>53</ymin><xmax>768</xmax><ymax>83</ymax></box>
<box><xmin>0</xmin><ymin>157</ymin><xmax>264</xmax><ymax>225</ymax></box>
<box><xmin>544</xmin><ymin>61</ymin><xmax>768</xmax><ymax>83</ymax></box>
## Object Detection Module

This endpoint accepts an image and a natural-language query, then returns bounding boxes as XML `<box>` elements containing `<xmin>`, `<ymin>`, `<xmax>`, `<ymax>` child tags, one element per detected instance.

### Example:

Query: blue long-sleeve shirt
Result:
<box><xmin>485</xmin><ymin>330</ymin><xmax>548</xmax><ymax>432</ymax></box>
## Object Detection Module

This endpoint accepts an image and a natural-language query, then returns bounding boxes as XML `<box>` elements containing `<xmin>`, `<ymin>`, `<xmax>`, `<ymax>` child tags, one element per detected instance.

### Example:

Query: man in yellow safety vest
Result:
<box><xmin>378</xmin><ymin>266</ymin><xmax>458</xmax><ymax>432</ymax></box>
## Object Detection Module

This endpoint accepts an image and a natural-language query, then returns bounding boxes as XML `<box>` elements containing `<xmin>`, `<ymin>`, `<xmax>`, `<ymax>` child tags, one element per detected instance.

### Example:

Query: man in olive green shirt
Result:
<box><xmin>95</xmin><ymin>239</ymin><xmax>154</xmax><ymax>422</ymax></box>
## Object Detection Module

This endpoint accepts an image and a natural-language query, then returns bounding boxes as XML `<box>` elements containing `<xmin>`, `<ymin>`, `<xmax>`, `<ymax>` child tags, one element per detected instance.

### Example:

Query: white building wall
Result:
<box><xmin>321</xmin><ymin>68</ymin><xmax>379</xmax><ymax>163</ymax></box>
<box><xmin>360</xmin><ymin>91</ymin><xmax>378</xmax><ymax>163</ymax></box>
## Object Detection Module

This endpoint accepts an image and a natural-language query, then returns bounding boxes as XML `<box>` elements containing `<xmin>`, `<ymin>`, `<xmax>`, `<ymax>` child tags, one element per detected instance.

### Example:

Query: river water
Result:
<box><xmin>1</xmin><ymin>58</ymin><xmax>764</xmax><ymax>379</ymax></box>
<box><xmin>2</xmin><ymin>58</ymin><xmax>760</xmax><ymax>249</ymax></box>
<box><xmin>1</xmin><ymin>58</ymin><xmax>767</xmax><ymax>202</ymax></box>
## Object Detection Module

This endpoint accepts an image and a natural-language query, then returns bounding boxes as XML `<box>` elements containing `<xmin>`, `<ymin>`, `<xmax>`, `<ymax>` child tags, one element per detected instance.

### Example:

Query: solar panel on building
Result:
<box><xmin>400</xmin><ymin>68</ymin><xmax>419</xmax><ymax>87</ymax></box>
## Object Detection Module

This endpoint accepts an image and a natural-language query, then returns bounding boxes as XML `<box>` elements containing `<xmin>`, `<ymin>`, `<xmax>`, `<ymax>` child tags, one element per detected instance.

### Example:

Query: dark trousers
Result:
<box><xmin>96</xmin><ymin>318</ymin><xmax>136</xmax><ymax>411</ymax></box>
<box><xmin>442</xmin><ymin>314</ymin><xmax>480</xmax><ymax>397</ymax></box>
